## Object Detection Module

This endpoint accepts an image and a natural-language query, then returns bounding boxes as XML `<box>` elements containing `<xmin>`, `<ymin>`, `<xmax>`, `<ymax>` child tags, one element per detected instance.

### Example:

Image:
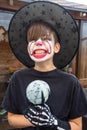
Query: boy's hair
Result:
<box><xmin>27</xmin><ymin>21</ymin><xmax>60</xmax><ymax>43</ymax></box>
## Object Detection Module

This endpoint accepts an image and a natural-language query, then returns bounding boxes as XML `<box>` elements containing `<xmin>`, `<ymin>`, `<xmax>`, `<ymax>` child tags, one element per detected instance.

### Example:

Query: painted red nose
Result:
<box><xmin>35</xmin><ymin>39</ymin><xmax>43</xmax><ymax>46</ymax></box>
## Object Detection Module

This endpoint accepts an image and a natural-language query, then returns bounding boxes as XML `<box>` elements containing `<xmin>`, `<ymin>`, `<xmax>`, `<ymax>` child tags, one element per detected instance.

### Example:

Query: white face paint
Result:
<box><xmin>27</xmin><ymin>34</ymin><xmax>55</xmax><ymax>63</ymax></box>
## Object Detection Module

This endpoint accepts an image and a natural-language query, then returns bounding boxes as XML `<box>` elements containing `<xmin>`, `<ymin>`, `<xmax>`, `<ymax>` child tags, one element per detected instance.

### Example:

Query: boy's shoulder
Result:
<box><xmin>58</xmin><ymin>69</ymin><xmax>76</xmax><ymax>78</ymax></box>
<box><xmin>11</xmin><ymin>67</ymin><xmax>30</xmax><ymax>79</ymax></box>
<box><xmin>57</xmin><ymin>69</ymin><xmax>78</xmax><ymax>83</ymax></box>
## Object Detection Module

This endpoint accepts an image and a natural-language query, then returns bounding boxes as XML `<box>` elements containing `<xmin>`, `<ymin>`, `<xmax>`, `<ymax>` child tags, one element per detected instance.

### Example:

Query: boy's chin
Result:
<box><xmin>31</xmin><ymin>58</ymin><xmax>48</xmax><ymax>63</ymax></box>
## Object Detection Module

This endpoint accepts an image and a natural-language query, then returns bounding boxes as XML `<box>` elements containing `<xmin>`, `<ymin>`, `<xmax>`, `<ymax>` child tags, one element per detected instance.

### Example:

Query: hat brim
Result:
<box><xmin>8</xmin><ymin>1</ymin><xmax>79</xmax><ymax>69</ymax></box>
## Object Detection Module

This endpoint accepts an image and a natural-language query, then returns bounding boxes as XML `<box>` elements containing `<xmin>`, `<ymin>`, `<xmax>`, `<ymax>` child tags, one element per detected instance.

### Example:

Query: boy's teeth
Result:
<box><xmin>35</xmin><ymin>50</ymin><xmax>45</xmax><ymax>54</ymax></box>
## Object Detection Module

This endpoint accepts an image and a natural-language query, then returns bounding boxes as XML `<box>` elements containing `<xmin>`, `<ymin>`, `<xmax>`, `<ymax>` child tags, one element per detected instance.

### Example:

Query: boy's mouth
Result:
<box><xmin>34</xmin><ymin>49</ymin><xmax>47</xmax><ymax>54</ymax></box>
<box><xmin>31</xmin><ymin>49</ymin><xmax>49</xmax><ymax>58</ymax></box>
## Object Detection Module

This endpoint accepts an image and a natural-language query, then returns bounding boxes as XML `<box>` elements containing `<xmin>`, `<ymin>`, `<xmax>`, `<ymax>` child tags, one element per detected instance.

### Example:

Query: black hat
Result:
<box><xmin>8</xmin><ymin>1</ymin><xmax>79</xmax><ymax>69</ymax></box>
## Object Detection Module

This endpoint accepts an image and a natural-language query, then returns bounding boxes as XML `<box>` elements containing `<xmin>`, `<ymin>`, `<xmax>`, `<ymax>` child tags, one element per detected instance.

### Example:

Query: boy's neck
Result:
<box><xmin>34</xmin><ymin>63</ymin><xmax>56</xmax><ymax>72</ymax></box>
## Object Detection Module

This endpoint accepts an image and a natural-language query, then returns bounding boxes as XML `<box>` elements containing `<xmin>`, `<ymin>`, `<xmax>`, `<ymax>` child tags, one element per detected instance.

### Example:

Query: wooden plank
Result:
<box><xmin>0</xmin><ymin>0</ymin><xmax>28</xmax><ymax>11</ymax></box>
<box><xmin>78</xmin><ymin>38</ymin><xmax>87</xmax><ymax>78</ymax></box>
<box><xmin>69</xmin><ymin>10</ymin><xmax>87</xmax><ymax>20</ymax></box>
<box><xmin>79</xmin><ymin>78</ymin><xmax>87</xmax><ymax>88</ymax></box>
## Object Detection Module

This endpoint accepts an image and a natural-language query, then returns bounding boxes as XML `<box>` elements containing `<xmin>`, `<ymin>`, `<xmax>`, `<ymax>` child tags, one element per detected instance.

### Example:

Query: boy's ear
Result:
<box><xmin>54</xmin><ymin>42</ymin><xmax>60</xmax><ymax>53</ymax></box>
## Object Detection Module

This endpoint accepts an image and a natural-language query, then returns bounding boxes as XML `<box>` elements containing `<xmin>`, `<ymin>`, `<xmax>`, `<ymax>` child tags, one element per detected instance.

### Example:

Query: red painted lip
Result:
<box><xmin>33</xmin><ymin>53</ymin><xmax>47</xmax><ymax>59</ymax></box>
<box><xmin>32</xmin><ymin>49</ymin><xmax>48</xmax><ymax>59</ymax></box>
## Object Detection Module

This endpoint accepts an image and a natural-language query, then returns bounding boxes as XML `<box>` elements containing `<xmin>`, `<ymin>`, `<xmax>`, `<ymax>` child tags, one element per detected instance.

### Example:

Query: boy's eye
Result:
<box><xmin>29</xmin><ymin>40</ymin><xmax>35</xmax><ymax>43</ymax></box>
<box><xmin>48</xmin><ymin>37</ymin><xmax>52</xmax><ymax>41</ymax></box>
<box><xmin>41</xmin><ymin>36</ymin><xmax>46</xmax><ymax>41</ymax></box>
<box><xmin>41</xmin><ymin>37</ymin><xmax>46</xmax><ymax>41</ymax></box>
<box><xmin>41</xmin><ymin>36</ymin><xmax>52</xmax><ymax>41</ymax></box>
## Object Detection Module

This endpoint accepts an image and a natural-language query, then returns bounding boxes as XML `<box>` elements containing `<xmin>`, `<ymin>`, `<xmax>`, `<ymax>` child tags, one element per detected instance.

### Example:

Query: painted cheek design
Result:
<box><xmin>44</xmin><ymin>40</ymin><xmax>53</xmax><ymax>54</ymax></box>
<box><xmin>28</xmin><ymin>41</ymin><xmax>35</xmax><ymax>55</ymax></box>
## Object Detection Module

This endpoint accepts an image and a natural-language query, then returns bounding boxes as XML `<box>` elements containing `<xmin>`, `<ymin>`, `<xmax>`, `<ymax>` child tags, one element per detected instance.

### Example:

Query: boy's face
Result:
<box><xmin>27</xmin><ymin>33</ymin><xmax>60</xmax><ymax>63</ymax></box>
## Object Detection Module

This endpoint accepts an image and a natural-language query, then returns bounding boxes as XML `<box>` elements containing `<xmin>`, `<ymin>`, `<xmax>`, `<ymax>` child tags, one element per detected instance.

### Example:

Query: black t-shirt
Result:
<box><xmin>2</xmin><ymin>68</ymin><xmax>87</xmax><ymax>130</ymax></box>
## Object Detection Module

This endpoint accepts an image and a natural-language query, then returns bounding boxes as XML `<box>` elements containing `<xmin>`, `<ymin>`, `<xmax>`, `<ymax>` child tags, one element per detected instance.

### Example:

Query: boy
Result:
<box><xmin>2</xmin><ymin>1</ymin><xmax>87</xmax><ymax>130</ymax></box>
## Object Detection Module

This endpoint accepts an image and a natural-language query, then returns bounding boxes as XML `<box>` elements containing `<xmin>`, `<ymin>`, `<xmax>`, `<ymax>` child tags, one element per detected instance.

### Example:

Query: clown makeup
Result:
<box><xmin>27</xmin><ymin>34</ymin><xmax>56</xmax><ymax>63</ymax></box>
<box><xmin>27</xmin><ymin>22</ymin><xmax>60</xmax><ymax>63</ymax></box>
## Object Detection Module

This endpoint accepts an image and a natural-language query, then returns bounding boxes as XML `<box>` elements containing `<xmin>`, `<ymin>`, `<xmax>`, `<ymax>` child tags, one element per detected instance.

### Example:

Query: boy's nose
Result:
<box><xmin>35</xmin><ymin>39</ymin><xmax>43</xmax><ymax>46</ymax></box>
